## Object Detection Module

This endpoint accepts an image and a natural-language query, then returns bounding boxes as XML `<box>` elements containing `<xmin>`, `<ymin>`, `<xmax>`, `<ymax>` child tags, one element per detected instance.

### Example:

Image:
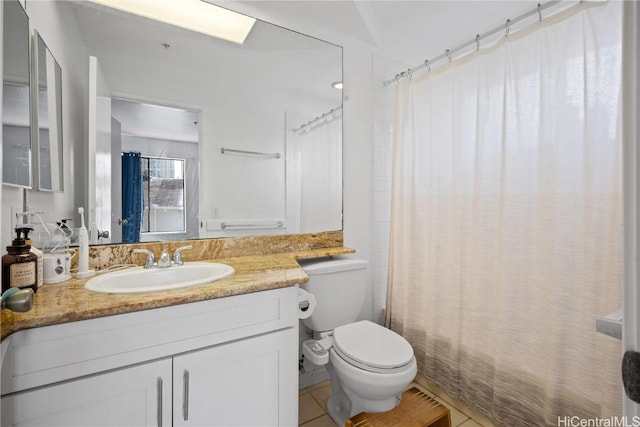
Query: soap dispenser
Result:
<box><xmin>2</xmin><ymin>228</ymin><xmax>39</xmax><ymax>293</ymax></box>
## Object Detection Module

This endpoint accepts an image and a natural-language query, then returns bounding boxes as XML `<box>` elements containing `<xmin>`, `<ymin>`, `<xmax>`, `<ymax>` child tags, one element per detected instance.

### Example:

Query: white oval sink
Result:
<box><xmin>84</xmin><ymin>262</ymin><xmax>235</xmax><ymax>294</ymax></box>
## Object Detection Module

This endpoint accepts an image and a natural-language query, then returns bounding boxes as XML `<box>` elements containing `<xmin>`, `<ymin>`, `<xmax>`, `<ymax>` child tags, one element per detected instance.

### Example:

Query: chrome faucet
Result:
<box><xmin>133</xmin><ymin>246</ymin><xmax>193</xmax><ymax>269</ymax></box>
<box><xmin>157</xmin><ymin>249</ymin><xmax>171</xmax><ymax>268</ymax></box>
<box><xmin>172</xmin><ymin>245</ymin><xmax>192</xmax><ymax>266</ymax></box>
<box><xmin>133</xmin><ymin>248</ymin><xmax>155</xmax><ymax>269</ymax></box>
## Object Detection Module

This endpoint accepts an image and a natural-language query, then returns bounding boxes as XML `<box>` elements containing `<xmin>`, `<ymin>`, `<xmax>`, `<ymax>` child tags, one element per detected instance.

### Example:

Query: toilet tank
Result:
<box><xmin>299</xmin><ymin>258</ymin><xmax>368</xmax><ymax>332</ymax></box>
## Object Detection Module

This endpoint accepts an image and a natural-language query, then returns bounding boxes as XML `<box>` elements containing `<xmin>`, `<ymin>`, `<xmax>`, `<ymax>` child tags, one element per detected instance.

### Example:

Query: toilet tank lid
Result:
<box><xmin>300</xmin><ymin>258</ymin><xmax>368</xmax><ymax>275</ymax></box>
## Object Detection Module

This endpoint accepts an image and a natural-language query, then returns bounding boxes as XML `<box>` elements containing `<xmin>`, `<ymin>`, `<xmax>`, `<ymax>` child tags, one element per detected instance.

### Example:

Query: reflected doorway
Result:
<box><xmin>112</xmin><ymin>98</ymin><xmax>200</xmax><ymax>243</ymax></box>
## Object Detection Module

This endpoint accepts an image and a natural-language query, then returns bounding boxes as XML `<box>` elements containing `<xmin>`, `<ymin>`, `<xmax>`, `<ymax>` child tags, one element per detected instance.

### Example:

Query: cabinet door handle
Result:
<box><xmin>157</xmin><ymin>377</ymin><xmax>163</xmax><ymax>427</ymax></box>
<box><xmin>183</xmin><ymin>370</ymin><xmax>190</xmax><ymax>421</ymax></box>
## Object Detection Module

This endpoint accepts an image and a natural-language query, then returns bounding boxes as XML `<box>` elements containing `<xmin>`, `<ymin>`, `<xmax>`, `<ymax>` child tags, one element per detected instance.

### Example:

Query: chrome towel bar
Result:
<box><xmin>220</xmin><ymin>147</ymin><xmax>281</xmax><ymax>159</ymax></box>
<box><xmin>221</xmin><ymin>221</ymin><xmax>284</xmax><ymax>229</ymax></box>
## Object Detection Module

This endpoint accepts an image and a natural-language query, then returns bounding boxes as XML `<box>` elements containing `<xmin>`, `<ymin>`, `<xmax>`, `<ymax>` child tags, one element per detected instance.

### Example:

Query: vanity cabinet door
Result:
<box><xmin>0</xmin><ymin>358</ymin><xmax>172</xmax><ymax>427</ymax></box>
<box><xmin>173</xmin><ymin>327</ymin><xmax>298</xmax><ymax>427</ymax></box>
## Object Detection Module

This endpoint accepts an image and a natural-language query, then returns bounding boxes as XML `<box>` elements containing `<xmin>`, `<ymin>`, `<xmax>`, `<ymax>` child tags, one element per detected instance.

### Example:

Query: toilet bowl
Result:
<box><xmin>299</xmin><ymin>258</ymin><xmax>417</xmax><ymax>426</ymax></box>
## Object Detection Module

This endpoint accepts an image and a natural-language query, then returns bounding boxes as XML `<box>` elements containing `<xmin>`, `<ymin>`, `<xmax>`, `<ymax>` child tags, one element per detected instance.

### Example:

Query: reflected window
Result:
<box><xmin>141</xmin><ymin>157</ymin><xmax>185</xmax><ymax>233</ymax></box>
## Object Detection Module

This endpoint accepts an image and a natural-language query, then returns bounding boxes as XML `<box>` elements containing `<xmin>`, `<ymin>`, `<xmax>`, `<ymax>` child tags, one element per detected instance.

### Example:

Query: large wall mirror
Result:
<box><xmin>66</xmin><ymin>1</ymin><xmax>343</xmax><ymax>244</ymax></box>
<box><xmin>2</xmin><ymin>0</ymin><xmax>32</xmax><ymax>188</ymax></box>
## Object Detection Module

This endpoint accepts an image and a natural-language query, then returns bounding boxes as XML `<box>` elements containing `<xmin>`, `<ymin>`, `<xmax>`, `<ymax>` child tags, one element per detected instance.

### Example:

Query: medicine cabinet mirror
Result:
<box><xmin>32</xmin><ymin>30</ymin><xmax>64</xmax><ymax>192</ymax></box>
<box><xmin>2</xmin><ymin>0</ymin><xmax>32</xmax><ymax>188</ymax></box>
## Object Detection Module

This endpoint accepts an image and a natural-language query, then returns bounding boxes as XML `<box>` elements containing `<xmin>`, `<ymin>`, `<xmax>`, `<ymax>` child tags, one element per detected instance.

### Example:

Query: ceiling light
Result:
<box><xmin>87</xmin><ymin>0</ymin><xmax>256</xmax><ymax>44</ymax></box>
<box><xmin>331</xmin><ymin>81</ymin><xmax>343</xmax><ymax>90</ymax></box>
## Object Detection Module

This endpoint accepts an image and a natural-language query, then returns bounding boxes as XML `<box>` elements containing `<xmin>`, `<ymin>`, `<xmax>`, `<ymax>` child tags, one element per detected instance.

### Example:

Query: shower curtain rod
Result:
<box><xmin>383</xmin><ymin>0</ymin><xmax>571</xmax><ymax>86</ymax></box>
<box><xmin>294</xmin><ymin>105</ymin><xmax>343</xmax><ymax>133</ymax></box>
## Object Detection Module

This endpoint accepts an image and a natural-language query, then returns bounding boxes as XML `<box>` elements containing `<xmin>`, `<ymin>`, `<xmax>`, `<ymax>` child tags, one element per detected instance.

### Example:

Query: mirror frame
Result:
<box><xmin>31</xmin><ymin>29</ymin><xmax>64</xmax><ymax>192</ymax></box>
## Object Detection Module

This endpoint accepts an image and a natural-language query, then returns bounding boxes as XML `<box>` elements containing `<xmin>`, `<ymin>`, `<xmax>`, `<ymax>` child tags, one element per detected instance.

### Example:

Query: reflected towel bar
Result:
<box><xmin>220</xmin><ymin>147</ymin><xmax>281</xmax><ymax>159</ymax></box>
<box><xmin>221</xmin><ymin>221</ymin><xmax>284</xmax><ymax>230</ymax></box>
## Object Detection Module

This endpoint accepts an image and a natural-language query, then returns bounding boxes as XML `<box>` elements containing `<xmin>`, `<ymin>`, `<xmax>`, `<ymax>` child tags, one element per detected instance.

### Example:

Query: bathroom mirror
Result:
<box><xmin>2</xmin><ymin>0</ymin><xmax>32</xmax><ymax>188</ymax></box>
<box><xmin>69</xmin><ymin>1</ymin><xmax>343</xmax><ymax>243</ymax></box>
<box><xmin>32</xmin><ymin>30</ymin><xmax>64</xmax><ymax>192</ymax></box>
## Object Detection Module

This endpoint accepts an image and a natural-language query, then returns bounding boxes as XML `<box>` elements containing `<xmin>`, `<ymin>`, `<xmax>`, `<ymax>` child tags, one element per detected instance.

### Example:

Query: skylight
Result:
<box><xmin>87</xmin><ymin>0</ymin><xmax>256</xmax><ymax>44</ymax></box>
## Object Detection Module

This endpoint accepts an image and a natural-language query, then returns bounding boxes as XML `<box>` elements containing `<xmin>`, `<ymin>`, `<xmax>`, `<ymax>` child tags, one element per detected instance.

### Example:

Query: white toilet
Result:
<box><xmin>299</xmin><ymin>258</ymin><xmax>417</xmax><ymax>426</ymax></box>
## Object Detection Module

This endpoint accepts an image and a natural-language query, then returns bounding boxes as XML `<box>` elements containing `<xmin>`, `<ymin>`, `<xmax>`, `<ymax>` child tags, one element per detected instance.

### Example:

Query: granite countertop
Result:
<box><xmin>0</xmin><ymin>247</ymin><xmax>354</xmax><ymax>340</ymax></box>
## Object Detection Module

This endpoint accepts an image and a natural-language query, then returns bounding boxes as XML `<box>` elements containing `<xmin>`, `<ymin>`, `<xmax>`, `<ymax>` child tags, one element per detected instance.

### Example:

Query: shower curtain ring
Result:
<box><xmin>505</xmin><ymin>19</ymin><xmax>511</xmax><ymax>37</ymax></box>
<box><xmin>424</xmin><ymin>59</ymin><xmax>431</xmax><ymax>72</ymax></box>
<box><xmin>476</xmin><ymin>34</ymin><xmax>480</xmax><ymax>51</ymax></box>
<box><xmin>446</xmin><ymin>49</ymin><xmax>452</xmax><ymax>63</ymax></box>
<box><xmin>395</xmin><ymin>73</ymin><xmax>401</xmax><ymax>84</ymax></box>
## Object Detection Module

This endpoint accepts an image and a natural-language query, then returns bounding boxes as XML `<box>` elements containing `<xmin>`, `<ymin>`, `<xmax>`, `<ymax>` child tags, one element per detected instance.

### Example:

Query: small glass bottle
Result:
<box><xmin>2</xmin><ymin>228</ymin><xmax>38</xmax><ymax>294</ymax></box>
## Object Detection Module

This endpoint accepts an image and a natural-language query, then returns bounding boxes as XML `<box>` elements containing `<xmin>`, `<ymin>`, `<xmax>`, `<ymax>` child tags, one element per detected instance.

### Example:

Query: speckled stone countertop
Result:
<box><xmin>1</xmin><ymin>246</ymin><xmax>354</xmax><ymax>340</ymax></box>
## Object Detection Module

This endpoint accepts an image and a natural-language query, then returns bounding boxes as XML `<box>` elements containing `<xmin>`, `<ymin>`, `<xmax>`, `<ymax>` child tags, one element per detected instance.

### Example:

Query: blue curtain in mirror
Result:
<box><xmin>121</xmin><ymin>152</ymin><xmax>143</xmax><ymax>243</ymax></box>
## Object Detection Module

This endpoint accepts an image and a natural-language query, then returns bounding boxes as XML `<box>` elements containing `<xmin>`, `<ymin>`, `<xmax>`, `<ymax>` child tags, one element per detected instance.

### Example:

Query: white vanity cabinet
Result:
<box><xmin>1</xmin><ymin>286</ymin><xmax>299</xmax><ymax>426</ymax></box>
<box><xmin>1</xmin><ymin>358</ymin><xmax>173</xmax><ymax>426</ymax></box>
<box><xmin>173</xmin><ymin>329</ymin><xmax>294</xmax><ymax>426</ymax></box>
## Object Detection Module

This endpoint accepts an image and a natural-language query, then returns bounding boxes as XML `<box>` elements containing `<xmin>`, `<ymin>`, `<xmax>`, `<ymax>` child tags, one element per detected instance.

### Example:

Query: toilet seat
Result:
<box><xmin>333</xmin><ymin>320</ymin><xmax>414</xmax><ymax>374</ymax></box>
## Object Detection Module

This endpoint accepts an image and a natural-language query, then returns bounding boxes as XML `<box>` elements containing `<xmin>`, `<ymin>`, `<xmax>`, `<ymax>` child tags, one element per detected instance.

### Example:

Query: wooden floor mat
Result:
<box><xmin>346</xmin><ymin>387</ymin><xmax>451</xmax><ymax>427</ymax></box>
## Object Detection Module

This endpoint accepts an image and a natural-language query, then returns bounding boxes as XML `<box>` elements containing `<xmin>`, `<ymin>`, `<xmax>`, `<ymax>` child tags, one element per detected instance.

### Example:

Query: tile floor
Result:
<box><xmin>298</xmin><ymin>375</ymin><xmax>496</xmax><ymax>427</ymax></box>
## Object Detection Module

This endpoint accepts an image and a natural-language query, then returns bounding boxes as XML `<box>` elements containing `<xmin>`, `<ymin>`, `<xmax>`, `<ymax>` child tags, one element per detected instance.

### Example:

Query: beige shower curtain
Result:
<box><xmin>387</xmin><ymin>3</ymin><xmax>623</xmax><ymax>425</ymax></box>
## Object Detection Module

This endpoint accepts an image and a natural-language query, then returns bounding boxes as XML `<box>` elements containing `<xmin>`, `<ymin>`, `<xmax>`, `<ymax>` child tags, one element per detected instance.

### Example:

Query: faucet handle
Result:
<box><xmin>173</xmin><ymin>245</ymin><xmax>193</xmax><ymax>266</ymax></box>
<box><xmin>133</xmin><ymin>248</ymin><xmax>155</xmax><ymax>268</ymax></box>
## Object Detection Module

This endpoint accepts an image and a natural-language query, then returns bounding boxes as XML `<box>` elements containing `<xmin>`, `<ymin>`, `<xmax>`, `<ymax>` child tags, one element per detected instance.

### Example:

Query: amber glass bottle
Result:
<box><xmin>1</xmin><ymin>228</ymin><xmax>38</xmax><ymax>293</ymax></box>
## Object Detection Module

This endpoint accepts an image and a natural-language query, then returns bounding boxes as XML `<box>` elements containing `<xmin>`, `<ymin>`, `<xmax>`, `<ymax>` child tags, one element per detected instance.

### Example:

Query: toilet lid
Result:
<box><xmin>333</xmin><ymin>320</ymin><xmax>414</xmax><ymax>371</ymax></box>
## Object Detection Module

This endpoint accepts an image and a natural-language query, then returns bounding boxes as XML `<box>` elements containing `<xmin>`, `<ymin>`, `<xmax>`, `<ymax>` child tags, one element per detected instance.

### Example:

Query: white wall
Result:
<box><xmin>1</xmin><ymin>1</ymin><xmax>88</xmax><ymax>249</ymax></box>
<box><xmin>370</xmin><ymin>55</ymin><xmax>407</xmax><ymax>323</ymax></box>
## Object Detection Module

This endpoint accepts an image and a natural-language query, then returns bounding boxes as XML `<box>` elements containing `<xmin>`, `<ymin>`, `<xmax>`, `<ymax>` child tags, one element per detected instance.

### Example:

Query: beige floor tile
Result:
<box><xmin>309</xmin><ymin>383</ymin><xmax>332</xmax><ymax>413</ymax></box>
<box><xmin>300</xmin><ymin>414</ymin><xmax>339</xmax><ymax>427</ymax></box>
<box><xmin>299</xmin><ymin>392</ymin><xmax>325</xmax><ymax>425</ymax></box>
<box><xmin>458</xmin><ymin>419</ymin><xmax>483</xmax><ymax>427</ymax></box>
